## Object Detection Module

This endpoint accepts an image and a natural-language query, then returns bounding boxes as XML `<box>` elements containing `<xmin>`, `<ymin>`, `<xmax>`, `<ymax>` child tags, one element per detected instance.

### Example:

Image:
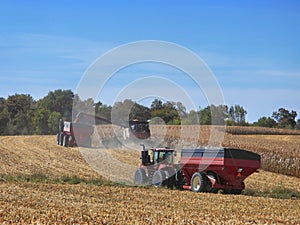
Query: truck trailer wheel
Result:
<box><xmin>191</xmin><ymin>172</ymin><xmax>207</xmax><ymax>192</ymax></box>
<box><xmin>152</xmin><ymin>170</ymin><xmax>166</xmax><ymax>187</ymax></box>
<box><xmin>134</xmin><ymin>168</ymin><xmax>148</xmax><ymax>186</ymax></box>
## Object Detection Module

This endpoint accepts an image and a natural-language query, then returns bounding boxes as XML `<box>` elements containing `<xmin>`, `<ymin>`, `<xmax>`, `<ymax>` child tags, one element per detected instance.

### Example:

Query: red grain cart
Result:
<box><xmin>134</xmin><ymin>146</ymin><xmax>260</xmax><ymax>194</ymax></box>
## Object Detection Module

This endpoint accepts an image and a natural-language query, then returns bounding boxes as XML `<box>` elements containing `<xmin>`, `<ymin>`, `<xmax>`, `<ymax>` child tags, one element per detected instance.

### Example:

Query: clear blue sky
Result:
<box><xmin>0</xmin><ymin>1</ymin><xmax>299</xmax><ymax>122</ymax></box>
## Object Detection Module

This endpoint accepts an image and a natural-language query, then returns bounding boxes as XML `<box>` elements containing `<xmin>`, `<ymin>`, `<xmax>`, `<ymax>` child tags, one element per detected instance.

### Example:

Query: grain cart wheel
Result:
<box><xmin>63</xmin><ymin>135</ymin><xmax>69</xmax><ymax>147</ymax></box>
<box><xmin>152</xmin><ymin>170</ymin><xmax>166</xmax><ymax>187</ymax></box>
<box><xmin>191</xmin><ymin>172</ymin><xmax>207</xmax><ymax>192</ymax></box>
<box><xmin>207</xmin><ymin>172</ymin><xmax>218</xmax><ymax>193</ymax></box>
<box><xmin>230</xmin><ymin>189</ymin><xmax>242</xmax><ymax>195</ymax></box>
<box><xmin>134</xmin><ymin>168</ymin><xmax>148</xmax><ymax>186</ymax></box>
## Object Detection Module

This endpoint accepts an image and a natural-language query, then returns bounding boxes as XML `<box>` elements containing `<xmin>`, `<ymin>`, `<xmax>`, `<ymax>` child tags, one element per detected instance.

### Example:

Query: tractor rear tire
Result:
<box><xmin>164</xmin><ymin>167</ymin><xmax>176</xmax><ymax>189</ymax></box>
<box><xmin>134</xmin><ymin>168</ymin><xmax>148</xmax><ymax>186</ymax></box>
<box><xmin>56</xmin><ymin>133</ymin><xmax>60</xmax><ymax>145</ymax></box>
<box><xmin>152</xmin><ymin>170</ymin><xmax>166</xmax><ymax>187</ymax></box>
<box><xmin>191</xmin><ymin>172</ymin><xmax>207</xmax><ymax>192</ymax></box>
<box><xmin>63</xmin><ymin>135</ymin><xmax>69</xmax><ymax>147</ymax></box>
<box><xmin>59</xmin><ymin>134</ymin><xmax>64</xmax><ymax>146</ymax></box>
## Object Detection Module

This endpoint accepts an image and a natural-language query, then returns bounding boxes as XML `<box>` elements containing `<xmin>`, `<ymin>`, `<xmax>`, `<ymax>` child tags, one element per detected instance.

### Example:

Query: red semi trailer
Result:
<box><xmin>134</xmin><ymin>146</ymin><xmax>260</xmax><ymax>194</ymax></box>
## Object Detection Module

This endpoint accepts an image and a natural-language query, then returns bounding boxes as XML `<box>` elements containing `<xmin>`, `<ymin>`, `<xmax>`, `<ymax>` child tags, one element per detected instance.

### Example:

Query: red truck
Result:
<box><xmin>134</xmin><ymin>146</ymin><xmax>260</xmax><ymax>194</ymax></box>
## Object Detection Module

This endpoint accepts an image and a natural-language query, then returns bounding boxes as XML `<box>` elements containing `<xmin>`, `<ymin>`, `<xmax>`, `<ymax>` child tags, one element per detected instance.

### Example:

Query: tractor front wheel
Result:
<box><xmin>134</xmin><ymin>168</ymin><xmax>148</xmax><ymax>186</ymax></box>
<box><xmin>164</xmin><ymin>167</ymin><xmax>176</xmax><ymax>189</ymax></box>
<box><xmin>59</xmin><ymin>134</ymin><xmax>64</xmax><ymax>146</ymax></box>
<box><xmin>56</xmin><ymin>133</ymin><xmax>60</xmax><ymax>145</ymax></box>
<box><xmin>191</xmin><ymin>172</ymin><xmax>207</xmax><ymax>192</ymax></box>
<box><xmin>152</xmin><ymin>170</ymin><xmax>166</xmax><ymax>187</ymax></box>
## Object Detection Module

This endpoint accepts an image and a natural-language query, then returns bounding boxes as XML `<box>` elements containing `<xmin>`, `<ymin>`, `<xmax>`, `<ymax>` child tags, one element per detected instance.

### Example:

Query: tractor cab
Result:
<box><xmin>140</xmin><ymin>145</ymin><xmax>175</xmax><ymax>166</ymax></box>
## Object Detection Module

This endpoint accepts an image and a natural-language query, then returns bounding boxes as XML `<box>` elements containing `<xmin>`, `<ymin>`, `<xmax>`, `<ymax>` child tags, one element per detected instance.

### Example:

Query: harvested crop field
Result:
<box><xmin>1</xmin><ymin>182</ymin><xmax>299</xmax><ymax>224</ymax></box>
<box><xmin>0</xmin><ymin>133</ymin><xmax>299</xmax><ymax>224</ymax></box>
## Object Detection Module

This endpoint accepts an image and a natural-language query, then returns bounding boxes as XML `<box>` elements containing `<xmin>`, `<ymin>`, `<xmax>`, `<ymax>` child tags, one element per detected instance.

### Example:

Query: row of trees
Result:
<box><xmin>0</xmin><ymin>89</ymin><xmax>299</xmax><ymax>135</ymax></box>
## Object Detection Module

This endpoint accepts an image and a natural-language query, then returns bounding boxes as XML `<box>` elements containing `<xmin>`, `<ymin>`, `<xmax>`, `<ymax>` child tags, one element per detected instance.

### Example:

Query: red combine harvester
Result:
<box><xmin>134</xmin><ymin>146</ymin><xmax>260</xmax><ymax>194</ymax></box>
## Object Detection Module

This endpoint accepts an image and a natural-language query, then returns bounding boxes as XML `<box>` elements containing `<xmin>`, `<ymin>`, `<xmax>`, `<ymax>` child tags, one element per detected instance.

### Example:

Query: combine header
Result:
<box><xmin>134</xmin><ymin>146</ymin><xmax>260</xmax><ymax>194</ymax></box>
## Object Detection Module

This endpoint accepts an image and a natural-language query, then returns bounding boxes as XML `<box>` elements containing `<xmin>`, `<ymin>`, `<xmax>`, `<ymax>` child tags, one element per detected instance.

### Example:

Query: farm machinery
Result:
<box><xmin>134</xmin><ymin>145</ymin><xmax>260</xmax><ymax>194</ymax></box>
<box><xmin>57</xmin><ymin>113</ymin><xmax>151</xmax><ymax>148</ymax></box>
<box><xmin>57</xmin><ymin>118</ymin><xmax>94</xmax><ymax>147</ymax></box>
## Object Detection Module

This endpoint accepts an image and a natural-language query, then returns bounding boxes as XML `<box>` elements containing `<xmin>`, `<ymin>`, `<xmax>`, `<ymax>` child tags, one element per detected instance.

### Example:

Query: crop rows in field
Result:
<box><xmin>0</xmin><ymin>181</ymin><xmax>299</xmax><ymax>224</ymax></box>
<box><xmin>0</xmin><ymin>136</ymin><xmax>100</xmax><ymax>179</ymax></box>
<box><xmin>0</xmin><ymin>134</ymin><xmax>299</xmax><ymax>224</ymax></box>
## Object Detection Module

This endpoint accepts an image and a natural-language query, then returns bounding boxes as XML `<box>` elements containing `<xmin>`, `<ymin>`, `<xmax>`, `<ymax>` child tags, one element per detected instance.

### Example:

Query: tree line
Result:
<box><xmin>0</xmin><ymin>89</ymin><xmax>299</xmax><ymax>135</ymax></box>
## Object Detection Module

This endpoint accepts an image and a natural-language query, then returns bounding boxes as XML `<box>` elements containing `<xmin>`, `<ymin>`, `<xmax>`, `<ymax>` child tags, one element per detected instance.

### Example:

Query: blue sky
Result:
<box><xmin>0</xmin><ymin>1</ymin><xmax>299</xmax><ymax>122</ymax></box>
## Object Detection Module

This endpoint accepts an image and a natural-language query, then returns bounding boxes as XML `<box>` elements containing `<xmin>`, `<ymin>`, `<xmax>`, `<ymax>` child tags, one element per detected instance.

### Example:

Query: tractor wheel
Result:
<box><xmin>134</xmin><ymin>168</ymin><xmax>148</xmax><ymax>186</ymax></box>
<box><xmin>56</xmin><ymin>133</ymin><xmax>60</xmax><ymax>145</ymax></box>
<box><xmin>63</xmin><ymin>135</ymin><xmax>69</xmax><ymax>147</ymax></box>
<box><xmin>67</xmin><ymin>136</ymin><xmax>74</xmax><ymax>147</ymax></box>
<box><xmin>191</xmin><ymin>172</ymin><xmax>207</xmax><ymax>192</ymax></box>
<box><xmin>152</xmin><ymin>170</ymin><xmax>166</xmax><ymax>187</ymax></box>
<box><xmin>59</xmin><ymin>134</ymin><xmax>64</xmax><ymax>146</ymax></box>
<box><xmin>174</xmin><ymin>170</ymin><xmax>184</xmax><ymax>190</ymax></box>
<box><xmin>164</xmin><ymin>167</ymin><xmax>176</xmax><ymax>189</ymax></box>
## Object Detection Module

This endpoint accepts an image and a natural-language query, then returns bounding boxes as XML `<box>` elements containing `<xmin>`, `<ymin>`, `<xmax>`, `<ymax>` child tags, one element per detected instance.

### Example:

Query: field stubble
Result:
<box><xmin>0</xmin><ymin>131</ymin><xmax>299</xmax><ymax>224</ymax></box>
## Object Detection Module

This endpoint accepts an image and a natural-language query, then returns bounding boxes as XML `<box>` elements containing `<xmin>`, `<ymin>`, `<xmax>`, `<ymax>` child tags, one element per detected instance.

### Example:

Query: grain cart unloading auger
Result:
<box><xmin>134</xmin><ymin>145</ymin><xmax>260</xmax><ymax>194</ymax></box>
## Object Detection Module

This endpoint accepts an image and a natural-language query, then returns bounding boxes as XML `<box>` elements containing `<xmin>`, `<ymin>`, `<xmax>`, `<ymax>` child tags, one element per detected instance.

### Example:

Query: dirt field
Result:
<box><xmin>0</xmin><ymin>135</ymin><xmax>299</xmax><ymax>224</ymax></box>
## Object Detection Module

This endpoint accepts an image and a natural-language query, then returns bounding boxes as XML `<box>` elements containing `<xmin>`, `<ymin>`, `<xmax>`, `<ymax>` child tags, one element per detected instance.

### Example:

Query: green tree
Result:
<box><xmin>198</xmin><ymin>105</ymin><xmax>228</xmax><ymax>125</ymax></box>
<box><xmin>150</xmin><ymin>100</ymin><xmax>181</xmax><ymax>124</ymax></box>
<box><xmin>95</xmin><ymin>101</ymin><xmax>112</xmax><ymax>122</ymax></box>
<box><xmin>32</xmin><ymin>108</ymin><xmax>51</xmax><ymax>134</ymax></box>
<box><xmin>111</xmin><ymin>99</ymin><xmax>151</xmax><ymax>126</ymax></box>
<box><xmin>199</xmin><ymin>106</ymin><xmax>211</xmax><ymax>125</ymax></box>
<box><xmin>181</xmin><ymin>110</ymin><xmax>199</xmax><ymax>125</ymax></box>
<box><xmin>211</xmin><ymin>105</ymin><xmax>228</xmax><ymax>125</ymax></box>
<box><xmin>272</xmin><ymin>108</ymin><xmax>297</xmax><ymax>129</ymax></box>
<box><xmin>5</xmin><ymin>94</ymin><xmax>35</xmax><ymax>134</ymax></box>
<box><xmin>162</xmin><ymin>101</ymin><xmax>180</xmax><ymax>124</ymax></box>
<box><xmin>40</xmin><ymin>89</ymin><xmax>74</xmax><ymax>120</ymax></box>
<box><xmin>295</xmin><ymin>119</ymin><xmax>300</xmax><ymax>130</ymax></box>
<box><xmin>253</xmin><ymin>116</ymin><xmax>277</xmax><ymax>128</ymax></box>
<box><xmin>150</xmin><ymin>99</ymin><xmax>163</xmax><ymax>111</ymax></box>
<box><xmin>0</xmin><ymin>97</ymin><xmax>9</xmax><ymax>134</ymax></box>
<box><xmin>48</xmin><ymin>111</ymin><xmax>62</xmax><ymax>134</ymax></box>
<box><xmin>228</xmin><ymin>105</ymin><xmax>247</xmax><ymax>125</ymax></box>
